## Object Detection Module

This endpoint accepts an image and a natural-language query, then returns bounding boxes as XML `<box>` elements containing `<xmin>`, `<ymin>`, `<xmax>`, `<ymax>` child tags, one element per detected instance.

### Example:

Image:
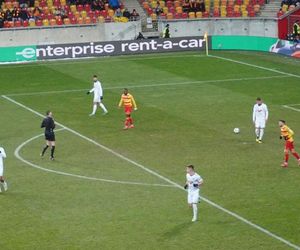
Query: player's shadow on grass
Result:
<box><xmin>160</xmin><ymin>221</ymin><xmax>193</xmax><ymax>241</ymax></box>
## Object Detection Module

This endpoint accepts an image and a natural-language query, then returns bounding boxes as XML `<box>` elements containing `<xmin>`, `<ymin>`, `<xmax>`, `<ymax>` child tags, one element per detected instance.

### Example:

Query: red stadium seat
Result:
<box><xmin>23</xmin><ymin>20</ymin><xmax>29</xmax><ymax>27</ymax></box>
<box><xmin>84</xmin><ymin>4</ymin><xmax>91</xmax><ymax>12</ymax></box>
<box><xmin>56</xmin><ymin>18</ymin><xmax>63</xmax><ymax>25</ymax></box>
<box><xmin>36</xmin><ymin>19</ymin><xmax>43</xmax><ymax>26</ymax></box>
<box><xmin>77</xmin><ymin>4</ymin><xmax>83</xmax><ymax>12</ymax></box>
<box><xmin>14</xmin><ymin>20</ymin><xmax>21</xmax><ymax>27</ymax></box>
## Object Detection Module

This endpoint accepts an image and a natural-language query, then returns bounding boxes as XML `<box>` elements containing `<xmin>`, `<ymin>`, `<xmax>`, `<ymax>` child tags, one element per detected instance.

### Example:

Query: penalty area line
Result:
<box><xmin>282</xmin><ymin>104</ymin><xmax>300</xmax><ymax>112</ymax></box>
<box><xmin>2</xmin><ymin>94</ymin><xmax>300</xmax><ymax>250</ymax></box>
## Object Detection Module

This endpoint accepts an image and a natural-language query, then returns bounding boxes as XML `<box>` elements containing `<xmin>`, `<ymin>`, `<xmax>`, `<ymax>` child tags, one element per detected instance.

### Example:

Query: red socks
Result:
<box><xmin>292</xmin><ymin>152</ymin><xmax>300</xmax><ymax>160</ymax></box>
<box><xmin>285</xmin><ymin>154</ymin><xmax>289</xmax><ymax>162</ymax></box>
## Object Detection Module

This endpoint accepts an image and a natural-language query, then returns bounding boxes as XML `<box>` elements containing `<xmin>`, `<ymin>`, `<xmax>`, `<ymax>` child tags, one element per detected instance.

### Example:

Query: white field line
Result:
<box><xmin>282</xmin><ymin>104</ymin><xmax>300</xmax><ymax>112</ymax></box>
<box><xmin>0</xmin><ymin>54</ymin><xmax>207</xmax><ymax>67</ymax></box>
<box><xmin>3</xmin><ymin>94</ymin><xmax>300</xmax><ymax>250</ymax></box>
<box><xmin>15</xmin><ymin>130</ymin><xmax>174</xmax><ymax>188</ymax></box>
<box><xmin>209</xmin><ymin>55</ymin><xmax>300</xmax><ymax>79</ymax></box>
<box><xmin>5</xmin><ymin>75</ymin><xmax>290</xmax><ymax>97</ymax></box>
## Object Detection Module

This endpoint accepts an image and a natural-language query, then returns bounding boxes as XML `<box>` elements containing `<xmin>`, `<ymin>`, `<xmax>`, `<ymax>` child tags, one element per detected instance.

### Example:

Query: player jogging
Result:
<box><xmin>252</xmin><ymin>97</ymin><xmax>268</xmax><ymax>143</ymax></box>
<box><xmin>279</xmin><ymin>120</ymin><xmax>300</xmax><ymax>168</ymax></box>
<box><xmin>118</xmin><ymin>88</ymin><xmax>137</xmax><ymax>130</ymax></box>
<box><xmin>184</xmin><ymin>165</ymin><xmax>203</xmax><ymax>222</ymax></box>
<box><xmin>41</xmin><ymin>111</ymin><xmax>56</xmax><ymax>160</ymax></box>
<box><xmin>87</xmin><ymin>75</ymin><xmax>108</xmax><ymax>116</ymax></box>
<box><xmin>0</xmin><ymin>146</ymin><xmax>8</xmax><ymax>192</ymax></box>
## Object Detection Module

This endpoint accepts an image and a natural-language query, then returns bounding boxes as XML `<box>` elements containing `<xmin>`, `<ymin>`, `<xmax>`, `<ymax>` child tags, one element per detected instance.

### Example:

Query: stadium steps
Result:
<box><xmin>125</xmin><ymin>0</ymin><xmax>147</xmax><ymax>18</ymax></box>
<box><xmin>260</xmin><ymin>0</ymin><xmax>282</xmax><ymax>17</ymax></box>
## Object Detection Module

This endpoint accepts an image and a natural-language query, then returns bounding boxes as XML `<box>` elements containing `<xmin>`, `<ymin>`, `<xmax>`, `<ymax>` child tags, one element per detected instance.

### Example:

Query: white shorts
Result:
<box><xmin>93</xmin><ymin>95</ymin><xmax>102</xmax><ymax>103</ymax></box>
<box><xmin>187</xmin><ymin>190</ymin><xmax>199</xmax><ymax>204</ymax></box>
<box><xmin>0</xmin><ymin>164</ymin><xmax>3</xmax><ymax>176</ymax></box>
<box><xmin>255</xmin><ymin>120</ymin><xmax>266</xmax><ymax>129</ymax></box>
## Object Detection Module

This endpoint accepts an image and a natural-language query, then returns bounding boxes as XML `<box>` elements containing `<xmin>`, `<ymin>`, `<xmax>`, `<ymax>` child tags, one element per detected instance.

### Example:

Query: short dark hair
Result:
<box><xmin>46</xmin><ymin>110</ymin><xmax>51</xmax><ymax>115</ymax></box>
<box><xmin>124</xmin><ymin>88</ymin><xmax>128</xmax><ymax>91</ymax></box>
<box><xmin>279</xmin><ymin>120</ymin><xmax>286</xmax><ymax>124</ymax></box>
<box><xmin>256</xmin><ymin>97</ymin><xmax>261</xmax><ymax>101</ymax></box>
<box><xmin>186</xmin><ymin>164</ymin><xmax>194</xmax><ymax>170</ymax></box>
<box><xmin>93</xmin><ymin>75</ymin><xmax>97</xmax><ymax>78</ymax></box>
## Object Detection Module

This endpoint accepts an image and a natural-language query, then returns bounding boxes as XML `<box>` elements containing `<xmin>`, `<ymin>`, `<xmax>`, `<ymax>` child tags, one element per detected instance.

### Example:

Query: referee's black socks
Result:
<box><xmin>51</xmin><ymin>146</ymin><xmax>55</xmax><ymax>158</ymax></box>
<box><xmin>42</xmin><ymin>145</ymin><xmax>49</xmax><ymax>155</ymax></box>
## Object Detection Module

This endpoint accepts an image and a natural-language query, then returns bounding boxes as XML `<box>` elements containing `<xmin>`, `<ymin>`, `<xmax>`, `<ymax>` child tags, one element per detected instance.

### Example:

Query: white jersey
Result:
<box><xmin>90</xmin><ymin>80</ymin><xmax>103</xmax><ymax>98</ymax></box>
<box><xmin>253</xmin><ymin>103</ymin><xmax>268</xmax><ymax>122</ymax></box>
<box><xmin>186</xmin><ymin>173</ymin><xmax>203</xmax><ymax>192</ymax></box>
<box><xmin>0</xmin><ymin>147</ymin><xmax>7</xmax><ymax>176</ymax></box>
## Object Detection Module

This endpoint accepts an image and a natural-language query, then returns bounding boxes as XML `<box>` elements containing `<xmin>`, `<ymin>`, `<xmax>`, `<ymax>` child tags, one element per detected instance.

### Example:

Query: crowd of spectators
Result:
<box><xmin>0</xmin><ymin>0</ymin><xmax>139</xmax><ymax>28</ymax></box>
<box><xmin>153</xmin><ymin>0</ymin><xmax>206</xmax><ymax>16</ymax></box>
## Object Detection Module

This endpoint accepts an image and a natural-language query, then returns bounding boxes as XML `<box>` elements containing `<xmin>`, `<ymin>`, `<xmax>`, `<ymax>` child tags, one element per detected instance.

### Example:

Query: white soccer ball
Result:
<box><xmin>233</xmin><ymin>128</ymin><xmax>240</xmax><ymax>134</ymax></box>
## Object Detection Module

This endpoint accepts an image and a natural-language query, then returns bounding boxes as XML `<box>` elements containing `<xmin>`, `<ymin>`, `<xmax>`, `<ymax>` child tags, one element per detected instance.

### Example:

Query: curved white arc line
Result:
<box><xmin>14</xmin><ymin>132</ymin><xmax>175</xmax><ymax>188</ymax></box>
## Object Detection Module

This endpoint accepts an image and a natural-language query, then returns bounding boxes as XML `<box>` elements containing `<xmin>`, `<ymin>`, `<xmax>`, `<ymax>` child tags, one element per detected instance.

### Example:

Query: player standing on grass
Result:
<box><xmin>279</xmin><ymin>120</ymin><xmax>300</xmax><ymax>168</ymax></box>
<box><xmin>0</xmin><ymin>146</ymin><xmax>8</xmax><ymax>192</ymax></box>
<box><xmin>40</xmin><ymin>111</ymin><xmax>56</xmax><ymax>161</ymax></box>
<box><xmin>184</xmin><ymin>165</ymin><xmax>203</xmax><ymax>222</ymax></box>
<box><xmin>118</xmin><ymin>88</ymin><xmax>137</xmax><ymax>130</ymax></box>
<box><xmin>252</xmin><ymin>97</ymin><xmax>268</xmax><ymax>143</ymax></box>
<box><xmin>87</xmin><ymin>75</ymin><xmax>108</xmax><ymax>116</ymax></box>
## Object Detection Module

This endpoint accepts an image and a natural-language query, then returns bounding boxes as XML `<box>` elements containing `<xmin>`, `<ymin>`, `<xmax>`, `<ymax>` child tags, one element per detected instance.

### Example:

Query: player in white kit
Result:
<box><xmin>87</xmin><ymin>75</ymin><xmax>108</xmax><ymax>116</ymax></box>
<box><xmin>0</xmin><ymin>146</ymin><xmax>8</xmax><ymax>192</ymax></box>
<box><xmin>252</xmin><ymin>97</ymin><xmax>268</xmax><ymax>144</ymax></box>
<box><xmin>184</xmin><ymin>165</ymin><xmax>203</xmax><ymax>222</ymax></box>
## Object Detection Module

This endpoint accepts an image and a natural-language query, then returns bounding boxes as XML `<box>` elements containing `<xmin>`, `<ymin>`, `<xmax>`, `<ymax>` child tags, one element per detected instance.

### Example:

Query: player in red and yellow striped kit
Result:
<box><xmin>279</xmin><ymin>120</ymin><xmax>300</xmax><ymax>168</ymax></box>
<box><xmin>118</xmin><ymin>88</ymin><xmax>137</xmax><ymax>130</ymax></box>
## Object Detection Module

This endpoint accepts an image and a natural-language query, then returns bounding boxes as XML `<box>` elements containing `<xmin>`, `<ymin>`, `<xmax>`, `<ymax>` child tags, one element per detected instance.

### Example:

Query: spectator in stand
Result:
<box><xmin>109</xmin><ymin>0</ymin><xmax>120</xmax><ymax>10</ymax></box>
<box><xmin>182</xmin><ymin>0</ymin><xmax>190</xmax><ymax>12</ymax></box>
<box><xmin>0</xmin><ymin>11</ymin><xmax>4</xmax><ymax>28</ymax></box>
<box><xmin>12</xmin><ymin>7</ymin><xmax>21</xmax><ymax>21</ymax></box>
<box><xmin>130</xmin><ymin>9</ymin><xmax>139</xmax><ymax>21</ymax></box>
<box><xmin>91</xmin><ymin>0</ymin><xmax>104</xmax><ymax>11</ymax></box>
<box><xmin>115</xmin><ymin>7</ymin><xmax>122</xmax><ymax>17</ymax></box>
<box><xmin>154</xmin><ymin>1</ymin><xmax>163</xmax><ymax>16</ymax></box>
<box><xmin>20</xmin><ymin>7</ymin><xmax>29</xmax><ymax>21</ymax></box>
<box><xmin>29</xmin><ymin>0</ymin><xmax>34</xmax><ymax>7</ymax></box>
<box><xmin>198</xmin><ymin>0</ymin><xmax>205</xmax><ymax>12</ymax></box>
<box><xmin>123</xmin><ymin>8</ymin><xmax>131</xmax><ymax>19</ymax></box>
<box><xmin>33</xmin><ymin>7</ymin><xmax>41</xmax><ymax>20</ymax></box>
<box><xmin>5</xmin><ymin>9</ymin><xmax>13</xmax><ymax>21</ymax></box>
<box><xmin>19</xmin><ymin>0</ymin><xmax>28</xmax><ymax>8</ymax></box>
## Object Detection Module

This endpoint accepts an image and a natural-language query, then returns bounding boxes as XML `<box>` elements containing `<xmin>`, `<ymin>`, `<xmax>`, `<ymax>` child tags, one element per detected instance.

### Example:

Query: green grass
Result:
<box><xmin>1</xmin><ymin>51</ymin><xmax>300</xmax><ymax>250</ymax></box>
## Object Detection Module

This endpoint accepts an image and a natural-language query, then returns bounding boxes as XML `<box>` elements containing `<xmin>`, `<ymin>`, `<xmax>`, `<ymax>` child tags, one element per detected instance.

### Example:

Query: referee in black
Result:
<box><xmin>40</xmin><ymin>110</ymin><xmax>56</xmax><ymax>160</ymax></box>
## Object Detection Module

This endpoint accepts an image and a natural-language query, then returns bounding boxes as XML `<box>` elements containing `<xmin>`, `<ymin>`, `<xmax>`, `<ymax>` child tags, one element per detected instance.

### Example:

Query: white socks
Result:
<box><xmin>259</xmin><ymin>128</ymin><xmax>264</xmax><ymax>140</ymax></box>
<box><xmin>255</xmin><ymin>128</ymin><xmax>260</xmax><ymax>138</ymax></box>
<box><xmin>192</xmin><ymin>204</ymin><xmax>198</xmax><ymax>221</ymax></box>
<box><xmin>99</xmin><ymin>103</ymin><xmax>108</xmax><ymax>113</ymax></box>
<box><xmin>92</xmin><ymin>104</ymin><xmax>97</xmax><ymax>115</ymax></box>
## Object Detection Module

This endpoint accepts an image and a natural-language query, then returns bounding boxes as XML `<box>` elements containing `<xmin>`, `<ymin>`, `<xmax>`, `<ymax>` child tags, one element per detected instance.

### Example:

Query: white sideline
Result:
<box><xmin>209</xmin><ymin>55</ymin><xmax>300</xmax><ymax>79</ymax></box>
<box><xmin>2</xmin><ymin>94</ymin><xmax>300</xmax><ymax>250</ymax></box>
<box><xmin>15</xmin><ymin>130</ymin><xmax>175</xmax><ymax>188</ymax></box>
<box><xmin>5</xmin><ymin>75</ymin><xmax>290</xmax><ymax>97</ymax></box>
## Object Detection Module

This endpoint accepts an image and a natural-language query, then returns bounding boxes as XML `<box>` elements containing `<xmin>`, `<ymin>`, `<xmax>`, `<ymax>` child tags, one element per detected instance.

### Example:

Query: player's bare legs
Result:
<box><xmin>0</xmin><ymin>176</ymin><xmax>8</xmax><ymax>192</ymax></box>
<box><xmin>41</xmin><ymin>140</ymin><xmax>55</xmax><ymax>160</ymax></box>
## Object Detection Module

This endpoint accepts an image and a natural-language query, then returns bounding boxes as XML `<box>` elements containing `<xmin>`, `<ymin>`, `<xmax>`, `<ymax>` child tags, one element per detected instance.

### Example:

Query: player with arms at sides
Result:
<box><xmin>279</xmin><ymin>120</ymin><xmax>300</xmax><ymax>168</ymax></box>
<box><xmin>0</xmin><ymin>146</ymin><xmax>8</xmax><ymax>192</ymax></box>
<box><xmin>184</xmin><ymin>165</ymin><xmax>203</xmax><ymax>222</ymax></box>
<box><xmin>118</xmin><ymin>88</ymin><xmax>137</xmax><ymax>130</ymax></box>
<box><xmin>87</xmin><ymin>75</ymin><xmax>108</xmax><ymax>116</ymax></box>
<box><xmin>252</xmin><ymin>97</ymin><xmax>269</xmax><ymax>143</ymax></box>
<box><xmin>40</xmin><ymin>111</ymin><xmax>56</xmax><ymax>161</ymax></box>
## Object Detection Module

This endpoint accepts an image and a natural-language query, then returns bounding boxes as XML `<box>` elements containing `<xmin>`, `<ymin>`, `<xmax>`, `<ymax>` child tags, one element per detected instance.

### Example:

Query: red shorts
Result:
<box><xmin>124</xmin><ymin>106</ymin><xmax>132</xmax><ymax>114</ymax></box>
<box><xmin>285</xmin><ymin>141</ymin><xmax>295</xmax><ymax>151</ymax></box>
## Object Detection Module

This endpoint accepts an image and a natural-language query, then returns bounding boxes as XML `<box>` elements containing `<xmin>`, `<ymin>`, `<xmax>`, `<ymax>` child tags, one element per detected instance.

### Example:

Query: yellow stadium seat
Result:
<box><xmin>98</xmin><ymin>15</ymin><xmax>105</xmax><ymax>23</ymax></box>
<box><xmin>242</xmin><ymin>10</ymin><xmax>248</xmax><ymax>17</ymax></box>
<box><xmin>176</xmin><ymin>6</ymin><xmax>182</xmax><ymax>13</ymax></box>
<box><xmin>70</xmin><ymin>4</ymin><xmax>77</xmax><ymax>13</ymax></box>
<box><xmin>81</xmin><ymin>10</ymin><xmax>87</xmax><ymax>18</ymax></box>
<box><xmin>42</xmin><ymin>19</ymin><xmax>49</xmax><ymax>26</ymax></box>
<box><xmin>29</xmin><ymin>20</ymin><xmax>36</xmax><ymax>26</ymax></box>
<box><xmin>196</xmin><ymin>11</ymin><xmax>202</xmax><ymax>18</ymax></box>
<box><xmin>159</xmin><ymin>1</ymin><xmax>165</xmax><ymax>7</ymax></box>
<box><xmin>108</xmin><ymin>9</ymin><xmax>114</xmax><ymax>17</ymax></box>
<box><xmin>188</xmin><ymin>12</ymin><xmax>195</xmax><ymax>18</ymax></box>
<box><xmin>163</xmin><ymin>7</ymin><xmax>168</xmax><ymax>14</ymax></box>
<box><xmin>167</xmin><ymin>12</ymin><xmax>173</xmax><ymax>19</ymax></box>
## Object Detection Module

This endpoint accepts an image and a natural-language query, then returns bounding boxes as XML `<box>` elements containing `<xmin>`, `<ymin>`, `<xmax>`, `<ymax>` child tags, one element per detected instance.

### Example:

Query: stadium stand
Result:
<box><xmin>0</xmin><ymin>0</ymin><xmax>140</xmax><ymax>28</ymax></box>
<box><xmin>142</xmin><ymin>0</ymin><xmax>266</xmax><ymax>19</ymax></box>
<box><xmin>278</xmin><ymin>0</ymin><xmax>300</xmax><ymax>16</ymax></box>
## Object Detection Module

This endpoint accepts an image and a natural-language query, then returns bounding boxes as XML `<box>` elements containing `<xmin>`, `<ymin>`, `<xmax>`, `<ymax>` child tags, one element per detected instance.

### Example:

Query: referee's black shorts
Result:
<box><xmin>45</xmin><ymin>132</ymin><xmax>55</xmax><ymax>141</ymax></box>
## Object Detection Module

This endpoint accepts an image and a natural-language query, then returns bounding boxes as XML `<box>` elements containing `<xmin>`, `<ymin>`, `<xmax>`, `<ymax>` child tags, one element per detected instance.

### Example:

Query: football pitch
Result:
<box><xmin>1</xmin><ymin>51</ymin><xmax>300</xmax><ymax>250</ymax></box>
